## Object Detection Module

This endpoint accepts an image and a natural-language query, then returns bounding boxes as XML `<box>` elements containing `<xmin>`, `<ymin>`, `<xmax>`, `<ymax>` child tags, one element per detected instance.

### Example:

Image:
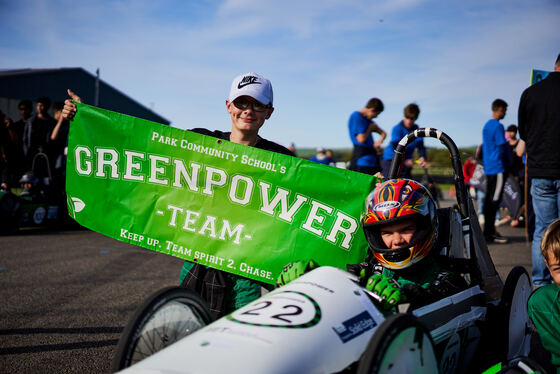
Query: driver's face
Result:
<box><xmin>380</xmin><ymin>219</ymin><xmax>417</xmax><ymax>249</ymax></box>
<box><xmin>545</xmin><ymin>254</ymin><xmax>560</xmax><ymax>287</ymax></box>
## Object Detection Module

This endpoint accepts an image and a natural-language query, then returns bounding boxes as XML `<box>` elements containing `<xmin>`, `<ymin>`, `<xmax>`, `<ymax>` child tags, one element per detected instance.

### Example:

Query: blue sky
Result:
<box><xmin>1</xmin><ymin>0</ymin><xmax>558</xmax><ymax>150</ymax></box>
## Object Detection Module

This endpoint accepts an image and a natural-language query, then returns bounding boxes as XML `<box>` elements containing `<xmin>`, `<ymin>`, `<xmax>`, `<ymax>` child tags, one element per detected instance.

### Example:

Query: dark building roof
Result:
<box><xmin>0</xmin><ymin>67</ymin><xmax>170</xmax><ymax>125</ymax></box>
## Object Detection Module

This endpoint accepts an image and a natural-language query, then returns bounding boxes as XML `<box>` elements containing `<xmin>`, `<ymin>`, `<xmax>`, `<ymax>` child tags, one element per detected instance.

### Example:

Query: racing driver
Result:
<box><xmin>277</xmin><ymin>178</ymin><xmax>468</xmax><ymax>311</ymax></box>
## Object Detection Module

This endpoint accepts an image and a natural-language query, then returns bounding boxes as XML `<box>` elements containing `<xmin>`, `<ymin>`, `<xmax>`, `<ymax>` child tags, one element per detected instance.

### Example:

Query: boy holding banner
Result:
<box><xmin>62</xmin><ymin>72</ymin><xmax>294</xmax><ymax>319</ymax></box>
<box><xmin>180</xmin><ymin>73</ymin><xmax>295</xmax><ymax>318</ymax></box>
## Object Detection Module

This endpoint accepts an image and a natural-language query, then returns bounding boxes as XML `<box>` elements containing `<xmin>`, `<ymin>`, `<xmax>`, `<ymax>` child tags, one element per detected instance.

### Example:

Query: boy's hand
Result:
<box><xmin>62</xmin><ymin>89</ymin><xmax>82</xmax><ymax>121</ymax></box>
<box><xmin>276</xmin><ymin>260</ymin><xmax>319</xmax><ymax>287</ymax></box>
<box><xmin>364</xmin><ymin>273</ymin><xmax>403</xmax><ymax>310</ymax></box>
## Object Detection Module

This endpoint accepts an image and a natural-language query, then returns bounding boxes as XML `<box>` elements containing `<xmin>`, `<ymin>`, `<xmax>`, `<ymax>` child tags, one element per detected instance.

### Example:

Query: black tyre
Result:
<box><xmin>112</xmin><ymin>286</ymin><xmax>213</xmax><ymax>371</ymax></box>
<box><xmin>357</xmin><ymin>314</ymin><xmax>439</xmax><ymax>374</ymax></box>
<box><xmin>499</xmin><ymin>266</ymin><xmax>532</xmax><ymax>360</ymax></box>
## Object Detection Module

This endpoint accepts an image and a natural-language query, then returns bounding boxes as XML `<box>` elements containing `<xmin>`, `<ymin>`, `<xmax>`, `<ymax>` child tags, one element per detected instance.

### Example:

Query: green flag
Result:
<box><xmin>66</xmin><ymin>103</ymin><xmax>379</xmax><ymax>284</ymax></box>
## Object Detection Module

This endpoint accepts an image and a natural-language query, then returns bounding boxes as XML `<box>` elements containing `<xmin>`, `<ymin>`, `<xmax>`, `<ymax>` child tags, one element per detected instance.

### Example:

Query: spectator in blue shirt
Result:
<box><xmin>481</xmin><ymin>98</ymin><xmax>510</xmax><ymax>244</ymax></box>
<box><xmin>309</xmin><ymin>147</ymin><xmax>333</xmax><ymax>165</ymax></box>
<box><xmin>381</xmin><ymin>103</ymin><xmax>427</xmax><ymax>178</ymax></box>
<box><xmin>347</xmin><ymin>98</ymin><xmax>386</xmax><ymax>175</ymax></box>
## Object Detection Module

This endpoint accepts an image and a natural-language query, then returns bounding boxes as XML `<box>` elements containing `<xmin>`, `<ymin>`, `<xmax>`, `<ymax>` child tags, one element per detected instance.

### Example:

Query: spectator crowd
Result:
<box><xmin>0</xmin><ymin>97</ymin><xmax>69</xmax><ymax>202</ymax></box>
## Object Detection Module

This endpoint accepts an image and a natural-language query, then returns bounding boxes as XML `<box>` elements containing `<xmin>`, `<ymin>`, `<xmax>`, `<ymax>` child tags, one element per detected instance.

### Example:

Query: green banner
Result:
<box><xmin>66</xmin><ymin>103</ymin><xmax>379</xmax><ymax>284</ymax></box>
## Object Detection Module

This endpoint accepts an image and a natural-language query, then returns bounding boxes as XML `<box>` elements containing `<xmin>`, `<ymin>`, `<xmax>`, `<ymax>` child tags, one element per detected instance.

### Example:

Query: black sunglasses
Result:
<box><xmin>232</xmin><ymin>97</ymin><xmax>270</xmax><ymax>112</ymax></box>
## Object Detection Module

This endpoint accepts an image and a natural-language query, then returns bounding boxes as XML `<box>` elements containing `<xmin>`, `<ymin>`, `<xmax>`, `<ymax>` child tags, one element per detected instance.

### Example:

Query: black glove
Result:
<box><xmin>401</xmin><ymin>272</ymin><xmax>468</xmax><ymax>309</ymax></box>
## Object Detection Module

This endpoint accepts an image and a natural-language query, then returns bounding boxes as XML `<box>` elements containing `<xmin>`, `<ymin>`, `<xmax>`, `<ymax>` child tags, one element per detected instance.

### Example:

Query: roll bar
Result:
<box><xmin>388</xmin><ymin>128</ymin><xmax>469</xmax><ymax>219</ymax></box>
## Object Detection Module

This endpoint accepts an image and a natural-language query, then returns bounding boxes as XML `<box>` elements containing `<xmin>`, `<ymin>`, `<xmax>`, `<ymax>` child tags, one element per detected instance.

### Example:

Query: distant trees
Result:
<box><xmin>298</xmin><ymin>146</ymin><xmax>478</xmax><ymax>173</ymax></box>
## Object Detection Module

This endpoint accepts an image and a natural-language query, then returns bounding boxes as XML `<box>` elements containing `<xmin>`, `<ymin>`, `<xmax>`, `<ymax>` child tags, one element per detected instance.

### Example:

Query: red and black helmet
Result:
<box><xmin>361</xmin><ymin>179</ymin><xmax>438</xmax><ymax>270</ymax></box>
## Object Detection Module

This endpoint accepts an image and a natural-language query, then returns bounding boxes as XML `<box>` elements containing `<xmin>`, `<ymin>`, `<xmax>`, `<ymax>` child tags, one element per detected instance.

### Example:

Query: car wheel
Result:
<box><xmin>500</xmin><ymin>266</ymin><xmax>532</xmax><ymax>360</ymax></box>
<box><xmin>357</xmin><ymin>314</ymin><xmax>439</xmax><ymax>374</ymax></box>
<box><xmin>112</xmin><ymin>286</ymin><xmax>213</xmax><ymax>371</ymax></box>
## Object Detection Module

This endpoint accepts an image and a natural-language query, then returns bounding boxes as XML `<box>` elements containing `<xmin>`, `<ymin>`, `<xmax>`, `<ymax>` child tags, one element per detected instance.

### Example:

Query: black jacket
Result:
<box><xmin>188</xmin><ymin>128</ymin><xmax>295</xmax><ymax>157</ymax></box>
<box><xmin>518</xmin><ymin>72</ymin><xmax>560</xmax><ymax>179</ymax></box>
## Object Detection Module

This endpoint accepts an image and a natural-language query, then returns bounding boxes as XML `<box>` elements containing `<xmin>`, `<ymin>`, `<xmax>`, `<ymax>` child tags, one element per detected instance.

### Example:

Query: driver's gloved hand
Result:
<box><xmin>363</xmin><ymin>273</ymin><xmax>404</xmax><ymax>310</ymax></box>
<box><xmin>276</xmin><ymin>260</ymin><xmax>319</xmax><ymax>287</ymax></box>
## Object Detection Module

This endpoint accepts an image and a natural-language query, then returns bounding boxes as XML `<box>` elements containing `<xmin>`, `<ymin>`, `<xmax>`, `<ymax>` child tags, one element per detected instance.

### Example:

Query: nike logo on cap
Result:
<box><xmin>238</xmin><ymin>75</ymin><xmax>261</xmax><ymax>89</ymax></box>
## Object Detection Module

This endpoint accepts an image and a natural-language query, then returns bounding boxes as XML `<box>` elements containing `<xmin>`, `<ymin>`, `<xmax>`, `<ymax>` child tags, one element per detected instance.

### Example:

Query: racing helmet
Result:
<box><xmin>19</xmin><ymin>171</ymin><xmax>38</xmax><ymax>185</ymax></box>
<box><xmin>19</xmin><ymin>171</ymin><xmax>39</xmax><ymax>196</ymax></box>
<box><xmin>361</xmin><ymin>179</ymin><xmax>438</xmax><ymax>270</ymax></box>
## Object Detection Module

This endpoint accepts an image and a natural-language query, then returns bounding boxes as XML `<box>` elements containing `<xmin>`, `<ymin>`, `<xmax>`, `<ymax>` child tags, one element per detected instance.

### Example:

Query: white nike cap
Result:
<box><xmin>229</xmin><ymin>72</ymin><xmax>273</xmax><ymax>105</ymax></box>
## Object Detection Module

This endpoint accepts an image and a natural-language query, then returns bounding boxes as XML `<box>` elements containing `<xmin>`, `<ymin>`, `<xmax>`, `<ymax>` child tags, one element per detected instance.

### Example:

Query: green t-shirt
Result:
<box><xmin>372</xmin><ymin>255</ymin><xmax>457</xmax><ymax>316</ymax></box>
<box><xmin>528</xmin><ymin>283</ymin><xmax>560</xmax><ymax>368</ymax></box>
<box><xmin>381</xmin><ymin>255</ymin><xmax>443</xmax><ymax>289</ymax></box>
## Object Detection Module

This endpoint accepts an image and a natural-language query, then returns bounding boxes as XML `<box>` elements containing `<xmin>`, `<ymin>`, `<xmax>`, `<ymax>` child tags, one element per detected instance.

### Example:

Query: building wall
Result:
<box><xmin>0</xmin><ymin>69</ymin><xmax>170</xmax><ymax>125</ymax></box>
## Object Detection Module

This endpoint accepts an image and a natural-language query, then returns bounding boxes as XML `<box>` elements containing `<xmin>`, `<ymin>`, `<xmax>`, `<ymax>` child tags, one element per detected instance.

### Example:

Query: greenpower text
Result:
<box><xmin>74</xmin><ymin>146</ymin><xmax>359</xmax><ymax>250</ymax></box>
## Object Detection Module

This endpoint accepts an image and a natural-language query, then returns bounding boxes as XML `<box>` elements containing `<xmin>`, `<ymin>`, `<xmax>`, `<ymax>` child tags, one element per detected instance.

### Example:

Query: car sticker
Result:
<box><xmin>33</xmin><ymin>207</ymin><xmax>46</xmax><ymax>225</ymax></box>
<box><xmin>227</xmin><ymin>291</ymin><xmax>321</xmax><ymax>328</ymax></box>
<box><xmin>332</xmin><ymin>310</ymin><xmax>377</xmax><ymax>343</ymax></box>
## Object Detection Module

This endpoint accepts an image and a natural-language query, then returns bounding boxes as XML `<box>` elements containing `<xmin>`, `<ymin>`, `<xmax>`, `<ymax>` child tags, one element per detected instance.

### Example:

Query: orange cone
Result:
<box><xmin>449</xmin><ymin>185</ymin><xmax>456</xmax><ymax>197</ymax></box>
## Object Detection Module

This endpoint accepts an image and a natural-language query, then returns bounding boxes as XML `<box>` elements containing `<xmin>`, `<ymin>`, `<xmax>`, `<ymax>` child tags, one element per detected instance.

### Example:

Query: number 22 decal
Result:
<box><xmin>229</xmin><ymin>291</ymin><xmax>321</xmax><ymax>328</ymax></box>
<box><xmin>241</xmin><ymin>301</ymin><xmax>303</xmax><ymax>323</ymax></box>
